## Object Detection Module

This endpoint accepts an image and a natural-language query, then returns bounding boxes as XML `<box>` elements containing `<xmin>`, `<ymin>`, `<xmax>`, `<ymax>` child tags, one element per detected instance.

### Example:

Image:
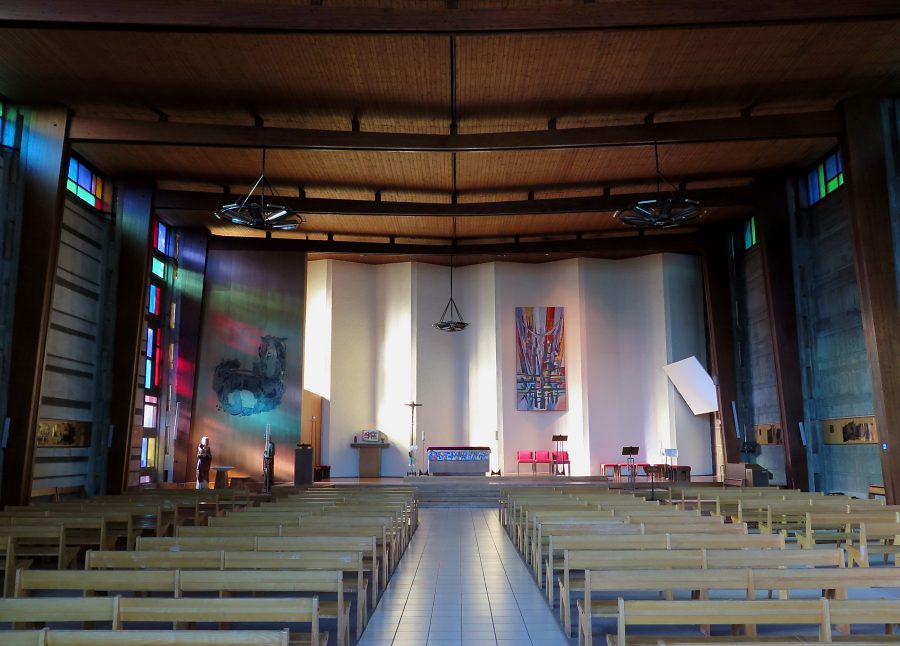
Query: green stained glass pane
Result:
<box><xmin>66</xmin><ymin>179</ymin><xmax>78</xmax><ymax>194</ymax></box>
<box><xmin>838</xmin><ymin>173</ymin><xmax>844</xmax><ymax>186</ymax></box>
<box><xmin>151</xmin><ymin>257</ymin><xmax>165</xmax><ymax>279</ymax></box>
<box><xmin>76</xmin><ymin>186</ymin><xmax>94</xmax><ymax>205</ymax></box>
<box><xmin>750</xmin><ymin>217</ymin><xmax>757</xmax><ymax>246</ymax></box>
<box><xmin>818</xmin><ymin>165</ymin><xmax>826</xmax><ymax>198</ymax></box>
<box><xmin>826</xmin><ymin>177</ymin><xmax>839</xmax><ymax>194</ymax></box>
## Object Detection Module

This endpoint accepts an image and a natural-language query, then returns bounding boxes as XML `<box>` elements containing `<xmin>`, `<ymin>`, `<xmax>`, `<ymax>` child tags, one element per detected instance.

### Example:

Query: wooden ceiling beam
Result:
<box><xmin>2</xmin><ymin>1</ymin><xmax>898</xmax><ymax>33</ymax></box>
<box><xmin>70</xmin><ymin>112</ymin><xmax>842</xmax><ymax>151</ymax></box>
<box><xmin>207</xmin><ymin>232</ymin><xmax>702</xmax><ymax>256</ymax></box>
<box><xmin>154</xmin><ymin>186</ymin><xmax>754</xmax><ymax>217</ymax></box>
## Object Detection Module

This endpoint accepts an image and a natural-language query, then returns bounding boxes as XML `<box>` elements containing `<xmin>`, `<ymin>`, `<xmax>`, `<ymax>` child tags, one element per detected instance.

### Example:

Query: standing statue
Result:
<box><xmin>263</xmin><ymin>437</ymin><xmax>275</xmax><ymax>493</ymax></box>
<box><xmin>196</xmin><ymin>436</ymin><xmax>212</xmax><ymax>489</ymax></box>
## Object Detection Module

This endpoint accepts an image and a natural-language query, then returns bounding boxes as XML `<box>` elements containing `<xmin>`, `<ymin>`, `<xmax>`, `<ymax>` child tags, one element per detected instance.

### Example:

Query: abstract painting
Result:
<box><xmin>515</xmin><ymin>306</ymin><xmax>567</xmax><ymax>411</ymax></box>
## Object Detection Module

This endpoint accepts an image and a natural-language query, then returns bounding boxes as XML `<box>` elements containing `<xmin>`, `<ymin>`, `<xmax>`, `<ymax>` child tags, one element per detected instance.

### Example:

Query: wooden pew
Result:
<box><xmin>797</xmin><ymin>512</ymin><xmax>900</xmax><ymax>551</ymax></box>
<box><xmin>0</xmin><ymin>596</ymin><xmax>326</xmax><ymax>645</ymax></box>
<box><xmin>543</xmin><ymin>531</ymin><xmax>785</xmax><ymax>604</ymax></box>
<box><xmin>556</xmin><ymin>546</ymin><xmax>843</xmax><ymax>636</ymax></box>
<box><xmin>846</xmin><ymin>521</ymin><xmax>900</xmax><ymax>567</ymax></box>
<box><xmin>2</xmin><ymin>629</ymin><xmax>290</xmax><ymax>645</ymax></box>
<box><xmin>602</xmin><ymin>598</ymin><xmax>829</xmax><ymax>646</ymax></box>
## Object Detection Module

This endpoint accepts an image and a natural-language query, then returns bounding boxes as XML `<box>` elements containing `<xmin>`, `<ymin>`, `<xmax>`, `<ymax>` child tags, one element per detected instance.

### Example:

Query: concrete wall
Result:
<box><xmin>734</xmin><ymin>246</ymin><xmax>785</xmax><ymax>485</ymax></box>
<box><xmin>193</xmin><ymin>249</ymin><xmax>305</xmax><ymax>483</ymax></box>
<box><xmin>791</xmin><ymin>190</ymin><xmax>877</xmax><ymax>495</ymax></box>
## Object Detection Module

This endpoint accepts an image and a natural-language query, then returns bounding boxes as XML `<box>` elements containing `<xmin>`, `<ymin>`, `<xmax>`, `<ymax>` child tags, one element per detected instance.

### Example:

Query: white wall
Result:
<box><xmin>413</xmin><ymin>263</ymin><xmax>464</xmax><ymax>454</ymax></box>
<box><xmin>326</xmin><ymin>261</ymin><xmax>376</xmax><ymax>476</ymax></box>
<box><xmin>374</xmin><ymin>263</ymin><xmax>414</xmax><ymax>476</ymax></box>
<box><xmin>306</xmin><ymin>255</ymin><xmax>712</xmax><ymax>478</ymax></box>
<box><xmin>662</xmin><ymin>254</ymin><xmax>713</xmax><ymax>475</ymax></box>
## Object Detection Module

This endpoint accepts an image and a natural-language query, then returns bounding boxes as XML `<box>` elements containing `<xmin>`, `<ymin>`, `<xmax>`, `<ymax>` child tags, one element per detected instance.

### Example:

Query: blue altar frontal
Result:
<box><xmin>427</xmin><ymin>446</ymin><xmax>491</xmax><ymax>475</ymax></box>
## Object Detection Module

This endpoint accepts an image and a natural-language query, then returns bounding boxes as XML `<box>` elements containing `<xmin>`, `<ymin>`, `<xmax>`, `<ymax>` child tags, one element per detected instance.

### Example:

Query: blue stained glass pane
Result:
<box><xmin>156</xmin><ymin>222</ymin><xmax>167</xmax><ymax>254</ymax></box>
<box><xmin>77</xmin><ymin>163</ymin><xmax>92</xmax><ymax>190</ymax></box>
<box><xmin>149</xmin><ymin>284</ymin><xmax>158</xmax><ymax>314</ymax></box>
<box><xmin>807</xmin><ymin>169</ymin><xmax>820</xmax><ymax>204</ymax></box>
<box><xmin>68</xmin><ymin>158</ymin><xmax>78</xmax><ymax>180</ymax></box>
<box><xmin>144</xmin><ymin>359</ymin><xmax>152</xmax><ymax>389</ymax></box>
<box><xmin>146</xmin><ymin>327</ymin><xmax>154</xmax><ymax>357</ymax></box>
<box><xmin>744</xmin><ymin>221</ymin><xmax>752</xmax><ymax>250</ymax></box>
<box><xmin>837</xmin><ymin>154</ymin><xmax>843</xmax><ymax>173</ymax></box>
<box><xmin>825</xmin><ymin>154</ymin><xmax>838</xmax><ymax>180</ymax></box>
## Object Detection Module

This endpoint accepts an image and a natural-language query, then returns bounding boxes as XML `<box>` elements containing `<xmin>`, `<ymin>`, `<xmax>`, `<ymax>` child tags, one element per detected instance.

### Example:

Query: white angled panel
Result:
<box><xmin>663</xmin><ymin>356</ymin><xmax>718</xmax><ymax>415</ymax></box>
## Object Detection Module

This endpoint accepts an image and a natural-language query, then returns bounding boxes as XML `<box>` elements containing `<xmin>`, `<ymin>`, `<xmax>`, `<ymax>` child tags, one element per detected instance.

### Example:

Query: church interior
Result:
<box><xmin>1</xmin><ymin>2</ymin><xmax>900</xmax><ymax>645</ymax></box>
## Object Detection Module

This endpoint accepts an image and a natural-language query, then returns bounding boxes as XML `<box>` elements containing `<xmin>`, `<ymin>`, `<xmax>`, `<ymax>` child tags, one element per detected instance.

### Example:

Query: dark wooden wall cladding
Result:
<box><xmin>1</xmin><ymin>107</ymin><xmax>69</xmax><ymax>508</ymax></box>
<box><xmin>107</xmin><ymin>183</ymin><xmax>153</xmax><ymax>495</ymax></box>
<box><xmin>700</xmin><ymin>229</ymin><xmax>740</xmax><ymax>465</ymax></box>
<box><xmin>841</xmin><ymin>98</ymin><xmax>900</xmax><ymax>505</ymax></box>
<box><xmin>756</xmin><ymin>178</ymin><xmax>809</xmax><ymax>490</ymax></box>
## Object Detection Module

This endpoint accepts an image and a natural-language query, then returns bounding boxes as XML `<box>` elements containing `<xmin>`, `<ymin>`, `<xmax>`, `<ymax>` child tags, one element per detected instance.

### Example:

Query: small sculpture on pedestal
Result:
<box><xmin>263</xmin><ymin>425</ymin><xmax>275</xmax><ymax>493</ymax></box>
<box><xmin>196</xmin><ymin>436</ymin><xmax>211</xmax><ymax>489</ymax></box>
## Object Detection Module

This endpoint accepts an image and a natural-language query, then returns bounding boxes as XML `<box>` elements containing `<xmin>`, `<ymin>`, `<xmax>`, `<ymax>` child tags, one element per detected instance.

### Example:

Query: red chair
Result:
<box><xmin>552</xmin><ymin>451</ymin><xmax>570</xmax><ymax>476</ymax></box>
<box><xmin>534</xmin><ymin>450</ymin><xmax>553</xmax><ymax>475</ymax></box>
<box><xmin>516</xmin><ymin>450</ymin><xmax>535</xmax><ymax>474</ymax></box>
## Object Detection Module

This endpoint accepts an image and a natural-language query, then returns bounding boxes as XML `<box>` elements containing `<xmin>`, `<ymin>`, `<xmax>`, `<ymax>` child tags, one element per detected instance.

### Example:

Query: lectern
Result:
<box><xmin>351</xmin><ymin>442</ymin><xmax>389</xmax><ymax>478</ymax></box>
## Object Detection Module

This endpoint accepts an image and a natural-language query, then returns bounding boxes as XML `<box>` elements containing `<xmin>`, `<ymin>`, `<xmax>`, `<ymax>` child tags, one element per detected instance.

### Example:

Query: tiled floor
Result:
<box><xmin>357</xmin><ymin>508</ymin><xmax>571</xmax><ymax>646</ymax></box>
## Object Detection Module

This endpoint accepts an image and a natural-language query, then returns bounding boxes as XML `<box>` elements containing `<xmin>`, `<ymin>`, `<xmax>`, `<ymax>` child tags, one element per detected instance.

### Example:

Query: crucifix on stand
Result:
<box><xmin>405</xmin><ymin>401</ymin><xmax>423</xmax><ymax>476</ymax></box>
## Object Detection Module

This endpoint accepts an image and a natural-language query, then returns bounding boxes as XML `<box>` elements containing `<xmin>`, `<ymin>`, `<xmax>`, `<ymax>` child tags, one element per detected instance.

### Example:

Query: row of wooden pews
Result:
<box><xmin>0</xmin><ymin>484</ymin><xmax>419</xmax><ymax>646</ymax></box>
<box><xmin>502</xmin><ymin>484</ymin><xmax>900</xmax><ymax>645</ymax></box>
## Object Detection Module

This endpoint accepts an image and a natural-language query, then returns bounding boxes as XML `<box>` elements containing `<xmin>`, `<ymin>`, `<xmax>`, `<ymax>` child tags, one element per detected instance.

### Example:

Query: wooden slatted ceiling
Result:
<box><xmin>455</xmin><ymin>22</ymin><xmax>900</xmax><ymax>133</ymax></box>
<box><xmin>0</xmin><ymin>30</ymin><xmax>450</xmax><ymax>132</ymax></box>
<box><xmin>169</xmin><ymin>204</ymin><xmax>750</xmax><ymax>240</ymax></box>
<box><xmin>76</xmin><ymin>138</ymin><xmax>833</xmax><ymax>198</ymax></box>
<box><xmin>455</xmin><ymin>139</ymin><xmax>834</xmax><ymax>192</ymax></box>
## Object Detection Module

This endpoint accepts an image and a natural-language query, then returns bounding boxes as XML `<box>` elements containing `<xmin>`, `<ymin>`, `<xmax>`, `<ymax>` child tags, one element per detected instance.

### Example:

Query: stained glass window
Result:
<box><xmin>151</xmin><ymin>257</ymin><xmax>165</xmax><ymax>279</ymax></box>
<box><xmin>148</xmin><ymin>284</ymin><xmax>159</xmax><ymax>315</ymax></box>
<box><xmin>743</xmin><ymin>216</ymin><xmax>757</xmax><ymax>250</ymax></box>
<box><xmin>806</xmin><ymin>151</ymin><xmax>844</xmax><ymax>205</ymax></box>
<box><xmin>66</xmin><ymin>157</ymin><xmax>104</xmax><ymax>209</ymax></box>
<box><xmin>154</xmin><ymin>222</ymin><xmax>168</xmax><ymax>255</ymax></box>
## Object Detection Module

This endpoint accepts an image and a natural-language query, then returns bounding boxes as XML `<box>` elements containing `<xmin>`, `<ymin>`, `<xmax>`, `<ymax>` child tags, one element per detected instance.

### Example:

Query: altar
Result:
<box><xmin>427</xmin><ymin>446</ymin><xmax>491</xmax><ymax>476</ymax></box>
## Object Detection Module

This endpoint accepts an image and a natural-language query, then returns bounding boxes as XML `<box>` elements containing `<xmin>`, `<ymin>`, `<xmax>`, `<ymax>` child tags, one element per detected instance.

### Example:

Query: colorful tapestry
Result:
<box><xmin>515</xmin><ymin>306</ymin><xmax>567</xmax><ymax>411</ymax></box>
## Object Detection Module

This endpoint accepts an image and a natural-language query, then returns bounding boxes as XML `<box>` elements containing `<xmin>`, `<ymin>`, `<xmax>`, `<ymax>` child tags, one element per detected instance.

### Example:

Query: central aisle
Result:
<box><xmin>357</xmin><ymin>508</ymin><xmax>571</xmax><ymax>646</ymax></box>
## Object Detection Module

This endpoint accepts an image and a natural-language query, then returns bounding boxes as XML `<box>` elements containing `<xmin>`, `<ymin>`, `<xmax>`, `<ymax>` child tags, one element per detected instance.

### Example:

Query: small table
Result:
<box><xmin>351</xmin><ymin>443</ymin><xmax>389</xmax><ymax>478</ymax></box>
<box><xmin>211</xmin><ymin>466</ymin><xmax>234</xmax><ymax>489</ymax></box>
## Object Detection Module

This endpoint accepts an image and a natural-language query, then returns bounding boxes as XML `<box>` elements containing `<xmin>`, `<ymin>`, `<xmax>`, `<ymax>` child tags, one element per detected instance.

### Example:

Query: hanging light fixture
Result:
<box><xmin>434</xmin><ymin>217</ymin><xmax>468</xmax><ymax>332</ymax></box>
<box><xmin>213</xmin><ymin>149</ymin><xmax>304</xmax><ymax>231</ymax></box>
<box><xmin>614</xmin><ymin>141</ymin><xmax>702</xmax><ymax>228</ymax></box>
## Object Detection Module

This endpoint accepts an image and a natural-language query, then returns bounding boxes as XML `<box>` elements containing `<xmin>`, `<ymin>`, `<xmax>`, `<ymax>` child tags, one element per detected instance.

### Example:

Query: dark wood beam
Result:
<box><xmin>1</xmin><ymin>107</ymin><xmax>69</xmax><ymax>507</ymax></box>
<box><xmin>840</xmin><ymin>98</ymin><xmax>900</xmax><ymax>505</ymax></box>
<box><xmin>107</xmin><ymin>182</ymin><xmax>153</xmax><ymax>495</ymax></box>
<box><xmin>207</xmin><ymin>231</ymin><xmax>702</xmax><ymax>256</ymax></box>
<box><xmin>155</xmin><ymin>186</ymin><xmax>754</xmax><ymax>217</ymax></box>
<box><xmin>70</xmin><ymin>112</ymin><xmax>842</xmax><ymax>152</ymax></box>
<box><xmin>756</xmin><ymin>177</ymin><xmax>809</xmax><ymax>490</ymax></box>
<box><xmin>700</xmin><ymin>229</ymin><xmax>741</xmax><ymax>467</ymax></box>
<box><xmin>1</xmin><ymin>1</ymin><xmax>898</xmax><ymax>33</ymax></box>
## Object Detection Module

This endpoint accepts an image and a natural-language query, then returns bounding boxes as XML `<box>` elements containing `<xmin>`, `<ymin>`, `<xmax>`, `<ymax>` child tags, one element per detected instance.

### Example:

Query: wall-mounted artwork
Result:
<box><xmin>823</xmin><ymin>416</ymin><xmax>878</xmax><ymax>444</ymax></box>
<box><xmin>36</xmin><ymin>419</ymin><xmax>91</xmax><ymax>448</ymax></box>
<box><xmin>213</xmin><ymin>334</ymin><xmax>287</xmax><ymax>416</ymax></box>
<box><xmin>515</xmin><ymin>306</ymin><xmax>567</xmax><ymax>411</ymax></box>
<box><xmin>754</xmin><ymin>423</ymin><xmax>783</xmax><ymax>445</ymax></box>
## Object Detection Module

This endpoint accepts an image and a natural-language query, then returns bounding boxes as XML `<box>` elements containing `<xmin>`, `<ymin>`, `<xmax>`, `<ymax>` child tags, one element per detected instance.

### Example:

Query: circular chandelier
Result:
<box><xmin>213</xmin><ymin>150</ymin><xmax>304</xmax><ymax>231</ymax></box>
<box><xmin>615</xmin><ymin>142</ymin><xmax>703</xmax><ymax>229</ymax></box>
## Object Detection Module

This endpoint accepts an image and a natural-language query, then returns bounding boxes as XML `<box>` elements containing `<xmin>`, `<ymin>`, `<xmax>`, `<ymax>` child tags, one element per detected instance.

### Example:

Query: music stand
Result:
<box><xmin>551</xmin><ymin>434</ymin><xmax>568</xmax><ymax>476</ymax></box>
<box><xmin>621</xmin><ymin>446</ymin><xmax>639</xmax><ymax>491</ymax></box>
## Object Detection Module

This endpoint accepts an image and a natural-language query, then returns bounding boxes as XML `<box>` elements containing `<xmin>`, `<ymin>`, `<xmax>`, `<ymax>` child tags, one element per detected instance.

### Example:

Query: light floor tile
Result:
<box><xmin>356</xmin><ymin>508</ymin><xmax>574</xmax><ymax>645</ymax></box>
